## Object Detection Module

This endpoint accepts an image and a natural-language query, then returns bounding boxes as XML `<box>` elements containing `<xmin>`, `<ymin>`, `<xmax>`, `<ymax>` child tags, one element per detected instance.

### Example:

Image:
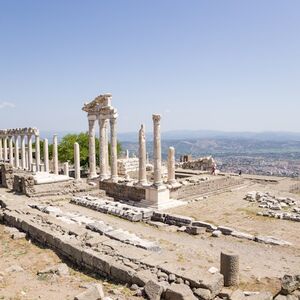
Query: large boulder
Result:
<box><xmin>281</xmin><ymin>275</ymin><xmax>300</xmax><ymax>295</ymax></box>
<box><xmin>74</xmin><ymin>283</ymin><xmax>105</xmax><ymax>300</ymax></box>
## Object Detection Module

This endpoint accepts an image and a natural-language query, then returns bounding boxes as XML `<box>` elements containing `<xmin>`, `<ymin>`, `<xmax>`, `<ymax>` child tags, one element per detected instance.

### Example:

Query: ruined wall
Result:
<box><xmin>13</xmin><ymin>174</ymin><xmax>35</xmax><ymax>195</ymax></box>
<box><xmin>171</xmin><ymin>176</ymin><xmax>243</xmax><ymax>199</ymax></box>
<box><xmin>178</xmin><ymin>156</ymin><xmax>216</xmax><ymax>171</ymax></box>
<box><xmin>0</xmin><ymin>163</ymin><xmax>15</xmax><ymax>189</ymax></box>
<box><xmin>99</xmin><ymin>181</ymin><xmax>145</xmax><ymax>202</ymax></box>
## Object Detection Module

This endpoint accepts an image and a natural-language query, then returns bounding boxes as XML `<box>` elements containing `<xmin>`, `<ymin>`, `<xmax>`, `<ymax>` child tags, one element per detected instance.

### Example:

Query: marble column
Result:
<box><xmin>53</xmin><ymin>135</ymin><xmax>59</xmax><ymax>175</ymax></box>
<box><xmin>88</xmin><ymin>115</ymin><xmax>97</xmax><ymax>178</ymax></box>
<box><xmin>8</xmin><ymin>136</ymin><xmax>14</xmax><ymax>166</ymax></box>
<box><xmin>0</xmin><ymin>138</ymin><xmax>3</xmax><ymax>161</ymax></box>
<box><xmin>35</xmin><ymin>135</ymin><xmax>40</xmax><ymax>172</ymax></box>
<box><xmin>74</xmin><ymin>142</ymin><xmax>80</xmax><ymax>180</ymax></box>
<box><xmin>138</xmin><ymin>124</ymin><xmax>147</xmax><ymax>185</ymax></box>
<box><xmin>21</xmin><ymin>135</ymin><xmax>26</xmax><ymax>169</ymax></box>
<box><xmin>110</xmin><ymin>117</ymin><xmax>118</xmax><ymax>182</ymax></box>
<box><xmin>63</xmin><ymin>162</ymin><xmax>69</xmax><ymax>176</ymax></box>
<box><xmin>44</xmin><ymin>138</ymin><xmax>49</xmax><ymax>172</ymax></box>
<box><xmin>99</xmin><ymin>118</ymin><xmax>108</xmax><ymax>180</ymax></box>
<box><xmin>168</xmin><ymin>147</ymin><xmax>176</xmax><ymax>184</ymax></box>
<box><xmin>3</xmin><ymin>137</ymin><xmax>8</xmax><ymax>161</ymax></box>
<box><xmin>152</xmin><ymin>114</ymin><xmax>162</xmax><ymax>186</ymax></box>
<box><xmin>27</xmin><ymin>135</ymin><xmax>33</xmax><ymax>171</ymax></box>
<box><xmin>14</xmin><ymin>135</ymin><xmax>19</xmax><ymax>168</ymax></box>
<box><xmin>104</xmin><ymin>119</ymin><xmax>110</xmax><ymax>176</ymax></box>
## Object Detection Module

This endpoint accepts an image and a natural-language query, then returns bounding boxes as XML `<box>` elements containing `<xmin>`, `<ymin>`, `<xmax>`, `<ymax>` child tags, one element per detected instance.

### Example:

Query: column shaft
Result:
<box><xmin>110</xmin><ymin>117</ymin><xmax>118</xmax><ymax>182</ymax></box>
<box><xmin>44</xmin><ymin>138</ymin><xmax>49</xmax><ymax>172</ymax></box>
<box><xmin>152</xmin><ymin>114</ymin><xmax>162</xmax><ymax>186</ymax></box>
<box><xmin>28</xmin><ymin>135</ymin><xmax>33</xmax><ymax>171</ymax></box>
<box><xmin>74</xmin><ymin>142</ymin><xmax>80</xmax><ymax>180</ymax></box>
<box><xmin>88</xmin><ymin>116</ymin><xmax>97</xmax><ymax>178</ymax></box>
<box><xmin>14</xmin><ymin>135</ymin><xmax>19</xmax><ymax>168</ymax></box>
<box><xmin>99</xmin><ymin>118</ymin><xmax>108</xmax><ymax>180</ymax></box>
<box><xmin>35</xmin><ymin>135</ymin><xmax>40</xmax><ymax>172</ymax></box>
<box><xmin>8</xmin><ymin>136</ymin><xmax>14</xmax><ymax>166</ymax></box>
<box><xmin>3</xmin><ymin>137</ymin><xmax>8</xmax><ymax>161</ymax></box>
<box><xmin>168</xmin><ymin>146</ymin><xmax>176</xmax><ymax>184</ymax></box>
<box><xmin>104</xmin><ymin>119</ymin><xmax>110</xmax><ymax>176</ymax></box>
<box><xmin>63</xmin><ymin>162</ymin><xmax>69</xmax><ymax>176</ymax></box>
<box><xmin>138</xmin><ymin>124</ymin><xmax>147</xmax><ymax>185</ymax></box>
<box><xmin>21</xmin><ymin>135</ymin><xmax>26</xmax><ymax>169</ymax></box>
<box><xmin>53</xmin><ymin>135</ymin><xmax>59</xmax><ymax>175</ymax></box>
<box><xmin>0</xmin><ymin>138</ymin><xmax>3</xmax><ymax>161</ymax></box>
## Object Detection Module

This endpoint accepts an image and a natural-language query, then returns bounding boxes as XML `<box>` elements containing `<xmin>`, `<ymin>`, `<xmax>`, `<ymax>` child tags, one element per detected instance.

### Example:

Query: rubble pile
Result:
<box><xmin>244</xmin><ymin>191</ymin><xmax>300</xmax><ymax>222</ymax></box>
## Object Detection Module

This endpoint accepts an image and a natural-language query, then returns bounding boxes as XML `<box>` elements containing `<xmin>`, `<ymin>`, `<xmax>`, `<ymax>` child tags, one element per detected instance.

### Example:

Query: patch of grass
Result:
<box><xmin>236</xmin><ymin>207</ymin><xmax>258</xmax><ymax>217</ymax></box>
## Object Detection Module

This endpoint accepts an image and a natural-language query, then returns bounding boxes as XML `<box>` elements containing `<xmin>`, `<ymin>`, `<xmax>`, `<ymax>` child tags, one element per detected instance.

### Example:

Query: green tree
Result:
<box><xmin>55</xmin><ymin>132</ymin><xmax>122</xmax><ymax>168</ymax></box>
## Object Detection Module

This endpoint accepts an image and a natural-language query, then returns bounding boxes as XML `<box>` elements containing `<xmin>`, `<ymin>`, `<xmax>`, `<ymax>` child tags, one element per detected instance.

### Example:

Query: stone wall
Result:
<box><xmin>0</xmin><ymin>163</ymin><xmax>14</xmax><ymax>189</ymax></box>
<box><xmin>99</xmin><ymin>181</ymin><xmax>145</xmax><ymax>202</ymax></box>
<box><xmin>13</xmin><ymin>174</ymin><xmax>35</xmax><ymax>195</ymax></box>
<box><xmin>171</xmin><ymin>176</ymin><xmax>243</xmax><ymax>199</ymax></box>
<box><xmin>117</xmin><ymin>158</ymin><xmax>139</xmax><ymax>176</ymax></box>
<box><xmin>178</xmin><ymin>156</ymin><xmax>216</xmax><ymax>171</ymax></box>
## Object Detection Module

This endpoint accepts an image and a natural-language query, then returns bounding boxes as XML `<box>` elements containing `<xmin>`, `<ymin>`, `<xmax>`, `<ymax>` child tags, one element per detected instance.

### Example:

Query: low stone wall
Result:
<box><xmin>171</xmin><ymin>176</ymin><xmax>243</xmax><ymax>199</ymax></box>
<box><xmin>99</xmin><ymin>181</ymin><xmax>145</xmax><ymax>202</ymax></box>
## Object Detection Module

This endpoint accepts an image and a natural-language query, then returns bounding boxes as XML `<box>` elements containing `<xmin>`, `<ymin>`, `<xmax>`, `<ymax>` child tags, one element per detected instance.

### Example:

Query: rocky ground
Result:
<box><xmin>0</xmin><ymin>174</ymin><xmax>299</xmax><ymax>299</ymax></box>
<box><xmin>0</xmin><ymin>224</ymin><xmax>137</xmax><ymax>300</ymax></box>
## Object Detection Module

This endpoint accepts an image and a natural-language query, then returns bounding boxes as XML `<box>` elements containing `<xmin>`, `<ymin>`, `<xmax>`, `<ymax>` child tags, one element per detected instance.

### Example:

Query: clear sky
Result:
<box><xmin>0</xmin><ymin>0</ymin><xmax>299</xmax><ymax>133</ymax></box>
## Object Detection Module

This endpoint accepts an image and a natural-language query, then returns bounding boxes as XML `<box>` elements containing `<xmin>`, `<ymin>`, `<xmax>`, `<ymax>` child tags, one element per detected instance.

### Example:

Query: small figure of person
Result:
<box><xmin>238</xmin><ymin>170</ymin><xmax>242</xmax><ymax>176</ymax></box>
<box><xmin>211</xmin><ymin>165</ymin><xmax>216</xmax><ymax>175</ymax></box>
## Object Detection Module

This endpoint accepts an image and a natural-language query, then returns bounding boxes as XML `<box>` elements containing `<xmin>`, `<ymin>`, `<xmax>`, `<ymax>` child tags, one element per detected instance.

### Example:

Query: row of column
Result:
<box><xmin>137</xmin><ymin>114</ymin><xmax>176</xmax><ymax>186</ymax></box>
<box><xmin>0</xmin><ymin>134</ymin><xmax>59</xmax><ymax>174</ymax></box>
<box><xmin>88</xmin><ymin>115</ymin><xmax>118</xmax><ymax>182</ymax></box>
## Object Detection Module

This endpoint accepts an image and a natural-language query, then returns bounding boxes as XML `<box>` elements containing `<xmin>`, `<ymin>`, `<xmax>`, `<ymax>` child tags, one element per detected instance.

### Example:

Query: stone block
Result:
<box><xmin>74</xmin><ymin>283</ymin><xmax>105</xmax><ymax>300</ymax></box>
<box><xmin>165</xmin><ymin>284</ymin><xmax>197</xmax><ymax>300</ymax></box>
<box><xmin>144</xmin><ymin>280</ymin><xmax>164</xmax><ymax>300</ymax></box>
<box><xmin>132</xmin><ymin>269</ymin><xmax>157</xmax><ymax>287</ymax></box>
<box><xmin>110</xmin><ymin>262</ymin><xmax>136</xmax><ymax>284</ymax></box>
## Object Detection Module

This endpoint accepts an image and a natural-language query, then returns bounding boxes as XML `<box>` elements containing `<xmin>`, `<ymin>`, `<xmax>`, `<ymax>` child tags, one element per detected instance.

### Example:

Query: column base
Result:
<box><xmin>88</xmin><ymin>172</ymin><xmax>98</xmax><ymax>179</ymax></box>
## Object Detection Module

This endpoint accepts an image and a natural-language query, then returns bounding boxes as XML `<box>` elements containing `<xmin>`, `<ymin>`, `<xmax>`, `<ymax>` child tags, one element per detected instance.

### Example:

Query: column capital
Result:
<box><xmin>152</xmin><ymin>114</ymin><xmax>161</xmax><ymax>123</ymax></box>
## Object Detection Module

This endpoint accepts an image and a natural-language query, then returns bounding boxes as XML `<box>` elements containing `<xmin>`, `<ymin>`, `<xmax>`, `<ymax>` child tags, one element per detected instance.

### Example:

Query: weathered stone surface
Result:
<box><xmin>217</xmin><ymin>226</ymin><xmax>235</xmax><ymax>235</ymax></box>
<box><xmin>246</xmin><ymin>291</ymin><xmax>273</xmax><ymax>299</ymax></box>
<box><xmin>230</xmin><ymin>289</ymin><xmax>246</xmax><ymax>300</ymax></box>
<box><xmin>165</xmin><ymin>284</ymin><xmax>197</xmax><ymax>300</ymax></box>
<box><xmin>198</xmin><ymin>273</ymin><xmax>224</xmax><ymax>297</ymax></box>
<box><xmin>5</xmin><ymin>264</ymin><xmax>24</xmax><ymax>273</ymax></box>
<box><xmin>281</xmin><ymin>274</ymin><xmax>300</xmax><ymax>295</ymax></box>
<box><xmin>231</xmin><ymin>231</ymin><xmax>254</xmax><ymax>240</ymax></box>
<box><xmin>255</xmin><ymin>236</ymin><xmax>292</xmax><ymax>246</ymax></box>
<box><xmin>192</xmin><ymin>221</ymin><xmax>217</xmax><ymax>231</ymax></box>
<box><xmin>220</xmin><ymin>252</ymin><xmax>239</xmax><ymax>287</ymax></box>
<box><xmin>110</xmin><ymin>262</ymin><xmax>135</xmax><ymax>284</ymax></box>
<box><xmin>38</xmin><ymin>263</ymin><xmax>69</xmax><ymax>276</ymax></box>
<box><xmin>185</xmin><ymin>226</ymin><xmax>205</xmax><ymax>235</ymax></box>
<box><xmin>194</xmin><ymin>287</ymin><xmax>213</xmax><ymax>300</ymax></box>
<box><xmin>144</xmin><ymin>280</ymin><xmax>164</xmax><ymax>300</ymax></box>
<box><xmin>74</xmin><ymin>283</ymin><xmax>105</xmax><ymax>300</ymax></box>
<box><xmin>132</xmin><ymin>269</ymin><xmax>157</xmax><ymax>287</ymax></box>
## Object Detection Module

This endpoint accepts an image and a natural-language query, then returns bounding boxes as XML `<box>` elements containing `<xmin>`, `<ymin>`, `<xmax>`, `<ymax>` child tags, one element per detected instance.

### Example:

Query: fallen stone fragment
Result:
<box><xmin>185</xmin><ymin>226</ymin><xmax>205</xmax><ymax>235</ymax></box>
<box><xmin>246</xmin><ymin>291</ymin><xmax>273</xmax><ymax>299</ymax></box>
<box><xmin>231</xmin><ymin>231</ymin><xmax>254</xmax><ymax>240</ymax></box>
<box><xmin>132</xmin><ymin>269</ymin><xmax>157</xmax><ymax>287</ymax></box>
<box><xmin>212</xmin><ymin>230</ymin><xmax>222</xmax><ymax>237</ymax></box>
<box><xmin>38</xmin><ymin>263</ymin><xmax>69</xmax><ymax>276</ymax></box>
<box><xmin>11</xmin><ymin>231</ymin><xmax>26</xmax><ymax>240</ymax></box>
<box><xmin>5</xmin><ymin>265</ymin><xmax>24</xmax><ymax>273</ymax></box>
<box><xmin>165</xmin><ymin>283</ymin><xmax>197</xmax><ymax>300</ymax></box>
<box><xmin>74</xmin><ymin>283</ymin><xmax>105</xmax><ymax>300</ymax></box>
<box><xmin>194</xmin><ymin>287</ymin><xmax>212</xmax><ymax>300</ymax></box>
<box><xmin>255</xmin><ymin>236</ymin><xmax>292</xmax><ymax>246</ymax></box>
<box><xmin>281</xmin><ymin>274</ymin><xmax>300</xmax><ymax>295</ymax></box>
<box><xmin>191</xmin><ymin>221</ymin><xmax>217</xmax><ymax>231</ymax></box>
<box><xmin>217</xmin><ymin>226</ymin><xmax>235</xmax><ymax>235</ymax></box>
<box><xmin>144</xmin><ymin>280</ymin><xmax>164</xmax><ymax>300</ymax></box>
<box><xmin>230</xmin><ymin>289</ymin><xmax>246</xmax><ymax>300</ymax></box>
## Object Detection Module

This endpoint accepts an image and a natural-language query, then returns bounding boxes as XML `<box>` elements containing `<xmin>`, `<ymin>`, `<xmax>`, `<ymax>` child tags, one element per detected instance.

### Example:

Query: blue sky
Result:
<box><xmin>0</xmin><ymin>0</ymin><xmax>299</xmax><ymax>133</ymax></box>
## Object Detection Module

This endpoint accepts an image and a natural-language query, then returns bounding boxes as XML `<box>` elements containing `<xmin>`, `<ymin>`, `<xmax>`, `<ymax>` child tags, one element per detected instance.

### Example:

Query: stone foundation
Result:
<box><xmin>171</xmin><ymin>176</ymin><xmax>244</xmax><ymax>200</ymax></box>
<box><xmin>99</xmin><ymin>181</ymin><xmax>145</xmax><ymax>202</ymax></box>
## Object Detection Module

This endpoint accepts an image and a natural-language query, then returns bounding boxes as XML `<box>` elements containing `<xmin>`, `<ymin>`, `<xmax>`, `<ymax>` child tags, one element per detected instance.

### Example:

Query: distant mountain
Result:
<box><xmin>118</xmin><ymin>130</ymin><xmax>300</xmax><ymax>142</ymax></box>
<box><xmin>40</xmin><ymin>129</ymin><xmax>300</xmax><ymax>143</ymax></box>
